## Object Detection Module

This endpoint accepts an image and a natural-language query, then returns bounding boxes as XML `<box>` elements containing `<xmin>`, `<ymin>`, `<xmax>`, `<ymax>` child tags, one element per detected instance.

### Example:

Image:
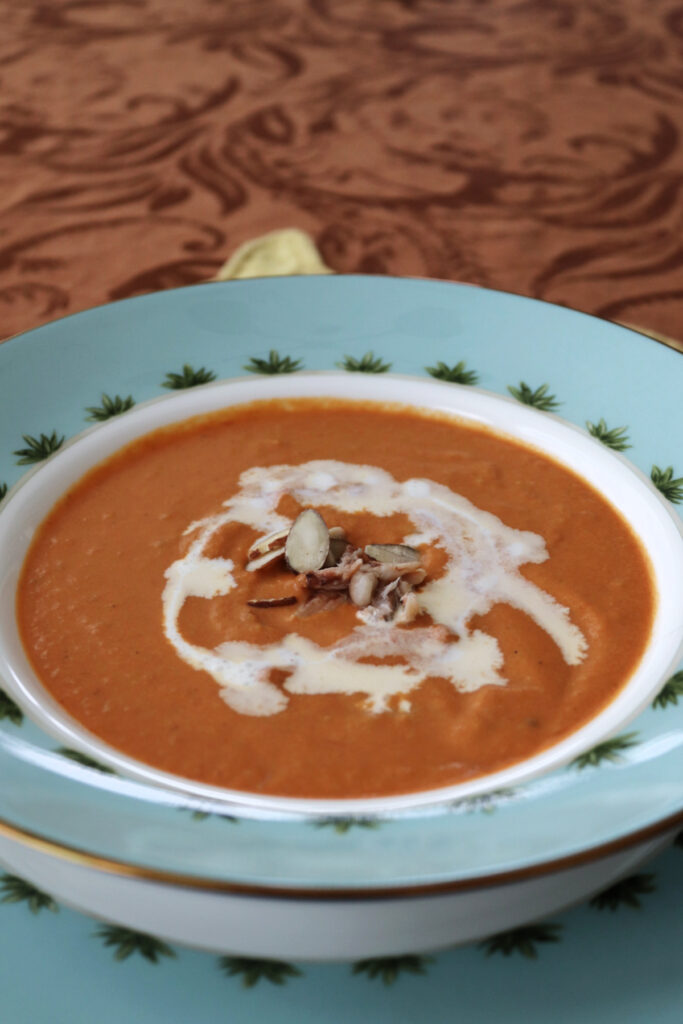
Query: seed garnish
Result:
<box><xmin>325</xmin><ymin>536</ymin><xmax>350</xmax><ymax>566</ymax></box>
<box><xmin>245</xmin><ymin>514</ymin><xmax>426</xmax><ymax>619</ymax></box>
<box><xmin>285</xmin><ymin>509</ymin><xmax>330</xmax><ymax>573</ymax></box>
<box><xmin>348</xmin><ymin>569</ymin><xmax>377</xmax><ymax>608</ymax></box>
<box><xmin>245</xmin><ymin>547</ymin><xmax>286</xmax><ymax>573</ymax></box>
<box><xmin>247</xmin><ymin>527</ymin><xmax>290</xmax><ymax>561</ymax></box>
<box><xmin>364</xmin><ymin>543</ymin><xmax>421</xmax><ymax>564</ymax></box>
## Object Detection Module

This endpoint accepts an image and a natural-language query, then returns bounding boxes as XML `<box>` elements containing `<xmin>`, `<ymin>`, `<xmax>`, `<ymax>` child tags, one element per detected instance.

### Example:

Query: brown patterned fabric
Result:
<box><xmin>1</xmin><ymin>0</ymin><xmax>682</xmax><ymax>343</ymax></box>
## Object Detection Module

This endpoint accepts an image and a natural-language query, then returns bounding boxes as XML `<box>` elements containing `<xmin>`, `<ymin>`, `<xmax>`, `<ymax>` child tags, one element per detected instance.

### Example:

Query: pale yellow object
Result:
<box><xmin>214</xmin><ymin>228</ymin><xmax>333</xmax><ymax>281</ymax></box>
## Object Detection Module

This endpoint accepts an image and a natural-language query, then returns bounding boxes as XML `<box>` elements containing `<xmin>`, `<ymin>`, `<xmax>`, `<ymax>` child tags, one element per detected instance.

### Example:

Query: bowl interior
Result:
<box><xmin>1</xmin><ymin>371</ymin><xmax>682</xmax><ymax>816</ymax></box>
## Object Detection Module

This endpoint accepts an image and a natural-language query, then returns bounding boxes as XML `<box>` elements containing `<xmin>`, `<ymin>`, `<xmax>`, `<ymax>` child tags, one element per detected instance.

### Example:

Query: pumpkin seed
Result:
<box><xmin>285</xmin><ymin>509</ymin><xmax>330</xmax><ymax>573</ymax></box>
<box><xmin>247</xmin><ymin>527</ymin><xmax>290</xmax><ymax>561</ymax></box>
<box><xmin>245</xmin><ymin>547</ymin><xmax>286</xmax><ymax>572</ymax></box>
<box><xmin>348</xmin><ymin>570</ymin><xmax>377</xmax><ymax>608</ymax></box>
<box><xmin>324</xmin><ymin>536</ymin><xmax>349</xmax><ymax>567</ymax></box>
<box><xmin>364</xmin><ymin>543</ymin><xmax>421</xmax><ymax>564</ymax></box>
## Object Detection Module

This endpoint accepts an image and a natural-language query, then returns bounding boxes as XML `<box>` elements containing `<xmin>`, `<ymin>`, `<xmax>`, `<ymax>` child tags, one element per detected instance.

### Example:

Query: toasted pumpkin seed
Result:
<box><xmin>285</xmin><ymin>509</ymin><xmax>330</xmax><ymax>573</ymax></box>
<box><xmin>349</xmin><ymin>570</ymin><xmax>377</xmax><ymax>608</ymax></box>
<box><xmin>324</xmin><ymin>537</ymin><xmax>349</xmax><ymax>567</ymax></box>
<box><xmin>364</xmin><ymin>543</ymin><xmax>421</xmax><ymax>564</ymax></box>
<box><xmin>245</xmin><ymin>547</ymin><xmax>286</xmax><ymax>572</ymax></box>
<box><xmin>247</xmin><ymin>527</ymin><xmax>290</xmax><ymax>561</ymax></box>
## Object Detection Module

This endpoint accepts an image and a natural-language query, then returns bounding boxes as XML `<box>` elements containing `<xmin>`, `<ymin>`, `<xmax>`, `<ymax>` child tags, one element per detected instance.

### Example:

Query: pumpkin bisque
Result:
<box><xmin>16</xmin><ymin>398</ymin><xmax>655</xmax><ymax>799</ymax></box>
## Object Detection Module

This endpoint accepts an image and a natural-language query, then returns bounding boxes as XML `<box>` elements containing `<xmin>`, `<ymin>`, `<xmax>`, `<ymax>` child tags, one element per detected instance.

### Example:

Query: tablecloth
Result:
<box><xmin>0</xmin><ymin>0</ymin><xmax>682</xmax><ymax>345</ymax></box>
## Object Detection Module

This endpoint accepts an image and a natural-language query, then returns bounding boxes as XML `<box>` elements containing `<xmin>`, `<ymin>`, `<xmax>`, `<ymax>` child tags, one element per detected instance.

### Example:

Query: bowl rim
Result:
<box><xmin>1</xmin><ymin>369</ymin><xmax>682</xmax><ymax>816</ymax></box>
<box><xmin>1</xmin><ymin>274</ymin><xmax>682</xmax><ymax>895</ymax></box>
<box><xmin>0</xmin><ymin>806</ymin><xmax>681</xmax><ymax>899</ymax></box>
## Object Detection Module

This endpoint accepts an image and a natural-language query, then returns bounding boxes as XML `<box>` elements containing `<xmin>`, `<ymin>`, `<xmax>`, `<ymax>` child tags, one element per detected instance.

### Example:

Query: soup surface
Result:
<box><xmin>17</xmin><ymin>398</ymin><xmax>655</xmax><ymax>798</ymax></box>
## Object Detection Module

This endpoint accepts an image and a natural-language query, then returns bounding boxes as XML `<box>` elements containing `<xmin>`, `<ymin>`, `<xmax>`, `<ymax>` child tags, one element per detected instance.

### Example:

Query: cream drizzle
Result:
<box><xmin>162</xmin><ymin>460</ymin><xmax>588</xmax><ymax>716</ymax></box>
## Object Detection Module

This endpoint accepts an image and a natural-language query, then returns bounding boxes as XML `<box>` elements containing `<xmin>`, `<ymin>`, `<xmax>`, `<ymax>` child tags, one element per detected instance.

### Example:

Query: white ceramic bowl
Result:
<box><xmin>0</xmin><ymin>824</ymin><xmax>674</xmax><ymax>960</ymax></box>
<box><xmin>1</xmin><ymin>372</ymin><xmax>682</xmax><ymax>817</ymax></box>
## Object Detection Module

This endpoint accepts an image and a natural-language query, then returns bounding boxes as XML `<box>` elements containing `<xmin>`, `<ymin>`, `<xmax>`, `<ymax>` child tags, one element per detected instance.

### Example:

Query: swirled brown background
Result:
<box><xmin>1</xmin><ymin>0</ymin><xmax>682</xmax><ymax>342</ymax></box>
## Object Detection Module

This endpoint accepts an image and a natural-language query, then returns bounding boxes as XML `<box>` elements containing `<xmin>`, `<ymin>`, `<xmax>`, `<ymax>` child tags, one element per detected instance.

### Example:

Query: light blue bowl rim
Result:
<box><xmin>0</xmin><ymin>275</ymin><xmax>681</xmax><ymax>893</ymax></box>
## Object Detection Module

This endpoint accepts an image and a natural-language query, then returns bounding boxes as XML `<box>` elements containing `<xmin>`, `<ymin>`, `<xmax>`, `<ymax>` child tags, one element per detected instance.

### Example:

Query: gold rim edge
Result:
<box><xmin>0</xmin><ymin>810</ymin><xmax>680</xmax><ymax>902</ymax></box>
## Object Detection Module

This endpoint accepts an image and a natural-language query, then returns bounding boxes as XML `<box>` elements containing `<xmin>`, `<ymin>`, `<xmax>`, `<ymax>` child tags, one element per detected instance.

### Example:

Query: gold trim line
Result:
<box><xmin>0</xmin><ymin>810</ymin><xmax>680</xmax><ymax>902</ymax></box>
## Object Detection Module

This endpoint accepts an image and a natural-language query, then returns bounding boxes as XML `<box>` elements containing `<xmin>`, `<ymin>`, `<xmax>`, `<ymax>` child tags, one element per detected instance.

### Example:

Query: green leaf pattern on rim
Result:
<box><xmin>218</xmin><ymin>957</ymin><xmax>302</xmax><ymax>987</ymax></box>
<box><xmin>352</xmin><ymin>955</ymin><xmax>433</xmax><ymax>984</ymax></box>
<box><xmin>13</xmin><ymin>431</ymin><xmax>64</xmax><ymax>465</ymax></box>
<box><xmin>480</xmin><ymin>923</ymin><xmax>562</xmax><ymax>958</ymax></box>
<box><xmin>85</xmin><ymin>393</ymin><xmax>135</xmax><ymax>421</ymax></box>
<box><xmin>589</xmin><ymin>873</ymin><xmax>656</xmax><ymax>911</ymax></box>
<box><xmin>243</xmin><ymin>350</ymin><xmax>303</xmax><ymax>374</ymax></box>
<box><xmin>425</xmin><ymin>360</ymin><xmax>479</xmax><ymax>385</ymax></box>
<box><xmin>0</xmin><ymin>874</ymin><xmax>58</xmax><ymax>914</ymax></box>
<box><xmin>650</xmin><ymin>465</ymin><xmax>683</xmax><ymax>503</ymax></box>
<box><xmin>187</xmin><ymin>809</ymin><xmax>238</xmax><ymax>824</ymax></box>
<box><xmin>571</xmin><ymin>732</ymin><xmax>640</xmax><ymax>769</ymax></box>
<box><xmin>652</xmin><ymin>671</ymin><xmax>683</xmax><ymax>709</ymax></box>
<box><xmin>313</xmin><ymin>816</ymin><xmax>380</xmax><ymax>834</ymax></box>
<box><xmin>0</xmin><ymin>688</ymin><xmax>23</xmax><ymax>725</ymax></box>
<box><xmin>507</xmin><ymin>382</ymin><xmax>560</xmax><ymax>411</ymax></box>
<box><xmin>448</xmin><ymin>788</ymin><xmax>517</xmax><ymax>814</ymax></box>
<box><xmin>56</xmin><ymin>747</ymin><xmax>116</xmax><ymax>774</ymax></box>
<box><xmin>162</xmin><ymin>364</ymin><xmax>217</xmax><ymax>389</ymax></box>
<box><xmin>337</xmin><ymin>351</ymin><xmax>391</xmax><ymax>373</ymax></box>
<box><xmin>585</xmin><ymin>418</ymin><xmax>631</xmax><ymax>451</ymax></box>
<box><xmin>95</xmin><ymin>925</ymin><xmax>176</xmax><ymax>963</ymax></box>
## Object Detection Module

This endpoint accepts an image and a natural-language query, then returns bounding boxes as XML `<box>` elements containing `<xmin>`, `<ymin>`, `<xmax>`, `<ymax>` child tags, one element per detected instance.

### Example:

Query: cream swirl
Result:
<box><xmin>162</xmin><ymin>460</ymin><xmax>587</xmax><ymax>716</ymax></box>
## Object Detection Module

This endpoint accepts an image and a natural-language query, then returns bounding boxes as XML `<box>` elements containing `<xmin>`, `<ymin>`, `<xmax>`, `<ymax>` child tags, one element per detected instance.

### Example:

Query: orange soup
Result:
<box><xmin>17</xmin><ymin>399</ymin><xmax>655</xmax><ymax>798</ymax></box>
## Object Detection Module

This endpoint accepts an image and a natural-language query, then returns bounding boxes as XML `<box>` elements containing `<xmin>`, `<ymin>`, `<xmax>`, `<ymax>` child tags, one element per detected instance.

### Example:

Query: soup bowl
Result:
<box><xmin>0</xmin><ymin>276</ymin><xmax>681</xmax><ymax>961</ymax></box>
<box><xmin>0</xmin><ymin>371</ymin><xmax>682</xmax><ymax>817</ymax></box>
<box><xmin>0</xmin><ymin>820</ymin><xmax>674</xmax><ymax>959</ymax></box>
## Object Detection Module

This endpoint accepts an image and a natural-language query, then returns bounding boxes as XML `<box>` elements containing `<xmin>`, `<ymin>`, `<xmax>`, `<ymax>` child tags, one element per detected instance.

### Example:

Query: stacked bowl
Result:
<box><xmin>0</xmin><ymin>277</ymin><xmax>681</xmax><ymax>959</ymax></box>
